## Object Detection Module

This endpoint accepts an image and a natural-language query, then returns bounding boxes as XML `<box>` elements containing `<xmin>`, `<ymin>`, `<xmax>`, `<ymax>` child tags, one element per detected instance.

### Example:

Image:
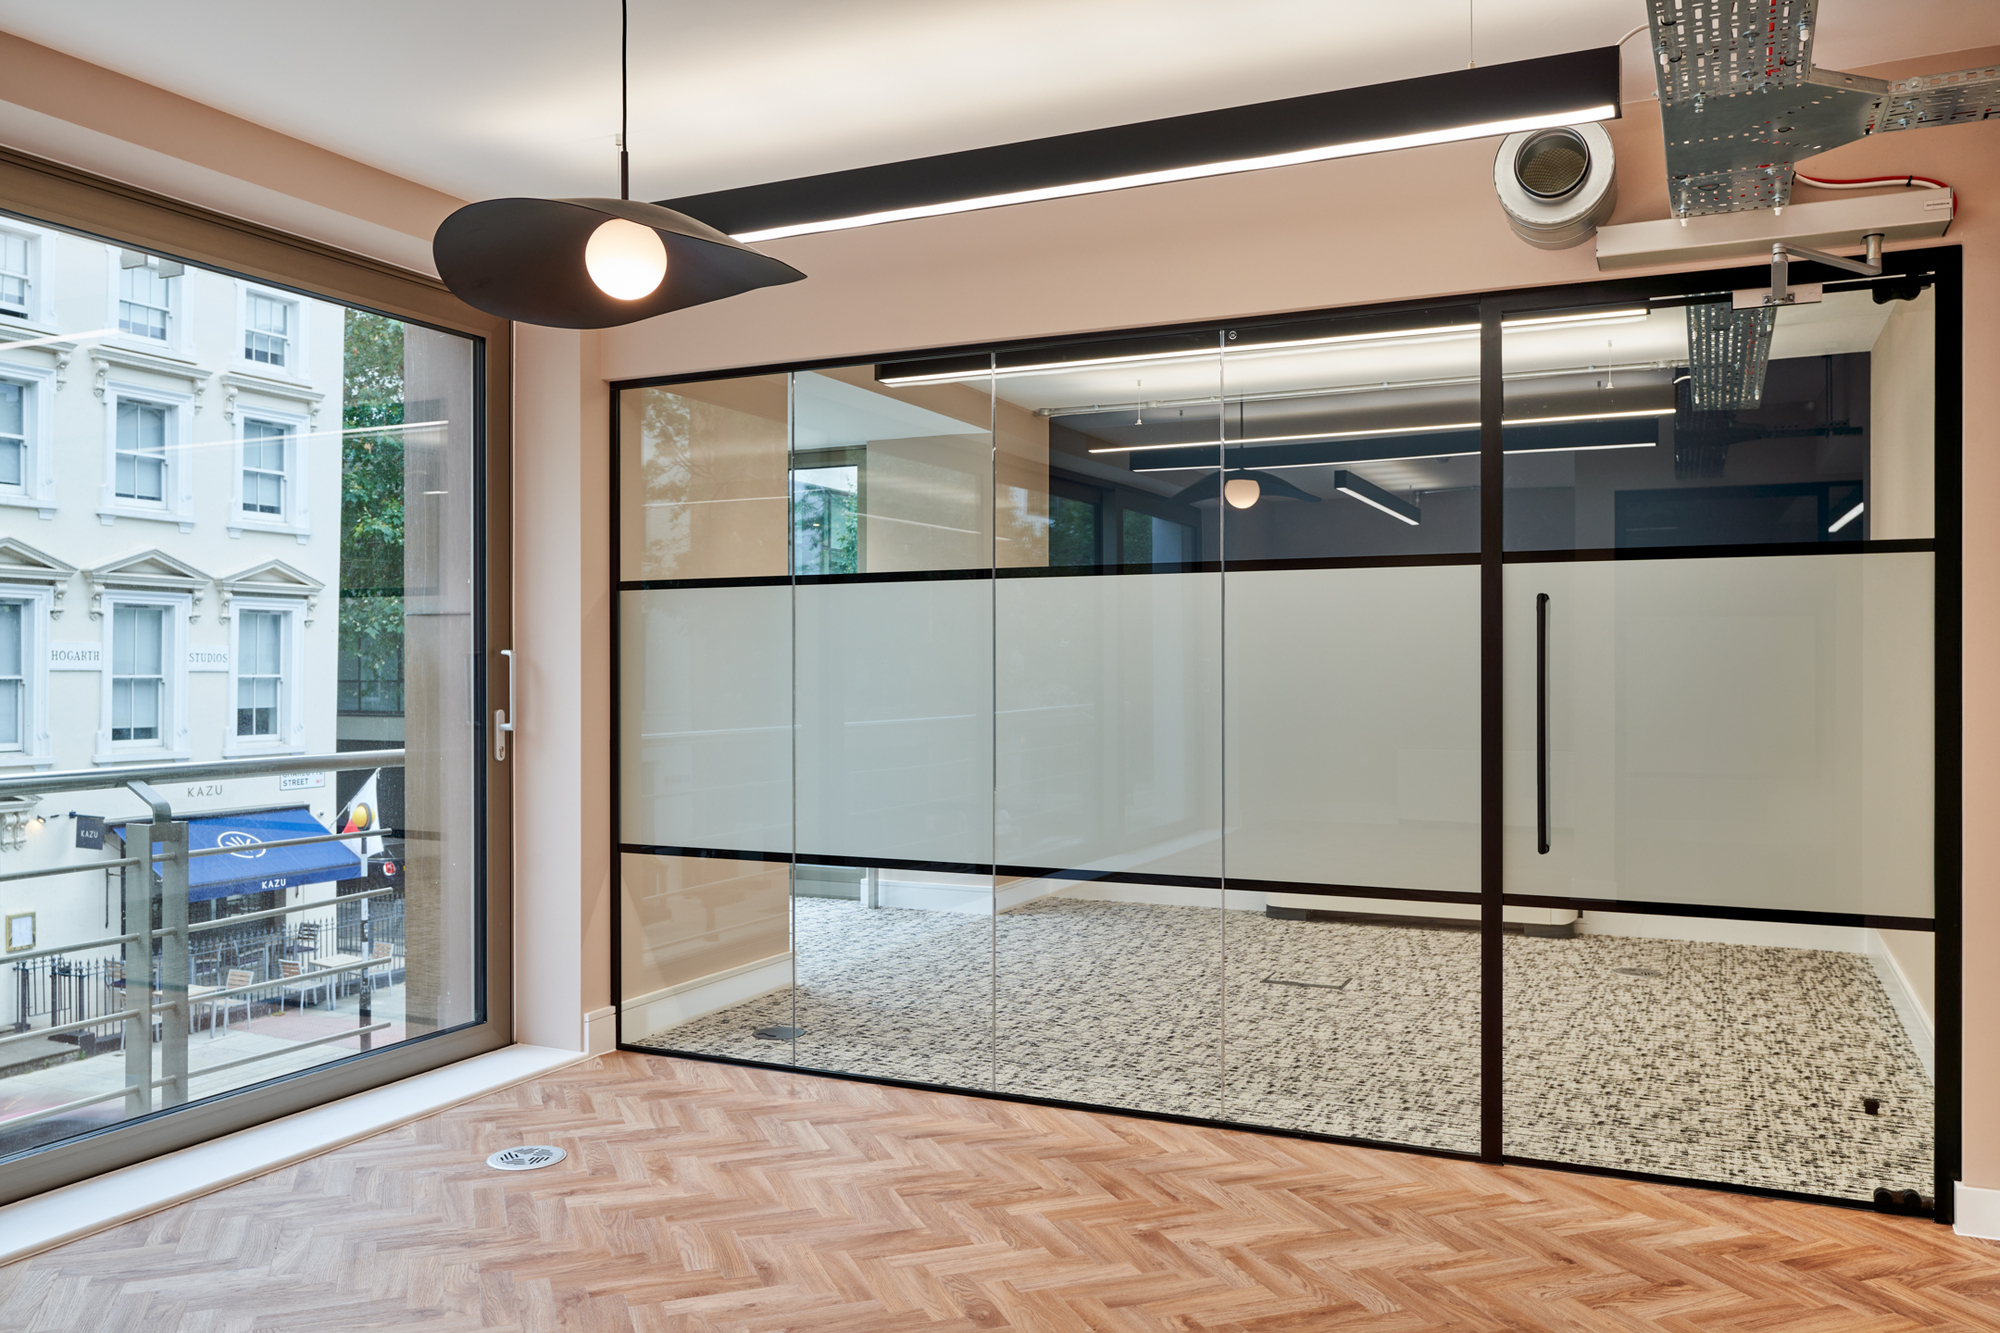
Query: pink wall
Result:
<box><xmin>598</xmin><ymin>47</ymin><xmax>2000</xmax><ymax>1187</ymax></box>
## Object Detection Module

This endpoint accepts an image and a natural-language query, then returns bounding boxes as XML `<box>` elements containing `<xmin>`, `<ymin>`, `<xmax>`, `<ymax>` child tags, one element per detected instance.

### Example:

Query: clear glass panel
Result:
<box><xmin>619</xmin><ymin>375</ymin><xmax>789</xmax><ymax>583</ymax></box>
<box><xmin>615</xmin><ymin>373</ymin><xmax>795</xmax><ymax>1061</ymax></box>
<box><xmin>790</xmin><ymin>366</ymin><xmax>994</xmax><ymax>1088</ymax></box>
<box><xmin>1502</xmin><ymin>287</ymin><xmax>1932</xmax><ymax>552</ymax></box>
<box><xmin>987</xmin><ymin>334</ymin><xmax>1223</xmax><ymax>1117</ymax></box>
<box><xmin>1218</xmin><ymin>309</ymin><xmax>1481</xmax><ymax>1152</ymax></box>
<box><xmin>0</xmin><ymin>217</ymin><xmax>482</xmax><ymax>1161</ymax></box>
<box><xmin>1500</xmin><ymin>283</ymin><xmax>1936</xmax><ymax>1202</ymax></box>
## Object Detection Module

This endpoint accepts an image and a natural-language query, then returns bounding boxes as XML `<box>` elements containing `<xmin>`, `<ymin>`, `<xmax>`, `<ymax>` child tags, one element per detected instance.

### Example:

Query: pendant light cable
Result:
<box><xmin>620</xmin><ymin>0</ymin><xmax>630</xmax><ymax>199</ymax></box>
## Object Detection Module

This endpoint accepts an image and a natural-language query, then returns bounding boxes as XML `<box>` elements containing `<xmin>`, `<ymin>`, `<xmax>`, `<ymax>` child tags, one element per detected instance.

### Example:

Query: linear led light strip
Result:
<box><xmin>735</xmin><ymin>105</ymin><xmax>1618</xmax><ymax>244</ymax></box>
<box><xmin>877</xmin><ymin>307</ymin><xmax>1647</xmax><ymax>387</ymax></box>
<box><xmin>1091</xmin><ymin>406</ymin><xmax>1675</xmax><ymax>454</ymax></box>
<box><xmin>1134</xmin><ymin>438</ymin><xmax>1656</xmax><ymax>473</ymax></box>
<box><xmin>1337</xmin><ymin>481</ymin><xmax>1420</xmax><ymax>526</ymax></box>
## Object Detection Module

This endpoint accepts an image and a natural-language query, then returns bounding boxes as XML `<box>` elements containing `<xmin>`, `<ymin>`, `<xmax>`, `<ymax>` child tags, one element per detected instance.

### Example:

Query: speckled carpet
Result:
<box><xmin>630</xmin><ymin>896</ymin><xmax>1932</xmax><ymax>1203</ymax></box>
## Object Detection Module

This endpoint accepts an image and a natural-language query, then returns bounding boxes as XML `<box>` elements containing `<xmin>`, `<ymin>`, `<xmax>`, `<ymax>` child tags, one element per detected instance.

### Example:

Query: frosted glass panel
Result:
<box><xmin>794</xmin><ymin>580</ymin><xmax>993</xmax><ymax>867</ymax></box>
<box><xmin>995</xmin><ymin>571</ymin><xmax>1221</xmax><ymax>878</ymax></box>
<box><xmin>619</xmin><ymin>586</ymin><xmax>791</xmax><ymax>854</ymax></box>
<box><xmin>1502</xmin><ymin>551</ymin><xmax>1933</xmax><ymax>919</ymax></box>
<box><xmin>1224</xmin><ymin>565</ymin><xmax>1480</xmax><ymax>892</ymax></box>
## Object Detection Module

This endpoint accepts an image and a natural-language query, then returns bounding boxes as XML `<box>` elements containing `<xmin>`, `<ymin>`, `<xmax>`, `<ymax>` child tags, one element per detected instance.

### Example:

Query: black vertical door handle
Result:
<box><xmin>1536</xmin><ymin>592</ymin><xmax>1550</xmax><ymax>855</ymax></box>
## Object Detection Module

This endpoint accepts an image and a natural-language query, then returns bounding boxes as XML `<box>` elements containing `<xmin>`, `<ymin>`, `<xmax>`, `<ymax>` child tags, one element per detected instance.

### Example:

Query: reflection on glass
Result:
<box><xmin>619</xmin><ymin>376</ymin><xmax>788</xmax><ymax>582</ymax></box>
<box><xmin>987</xmin><ymin>335</ymin><xmax>1223</xmax><ymax>1118</ymax></box>
<box><xmin>1216</xmin><ymin>309</ymin><xmax>1483</xmax><ymax>562</ymax></box>
<box><xmin>789</xmin><ymin>366</ymin><xmax>995</xmax><ymax>1086</ymax></box>
<box><xmin>1215</xmin><ymin>309</ymin><xmax>1482</xmax><ymax>1150</ymax></box>
<box><xmin>0</xmin><ymin>213</ymin><xmax>479</xmax><ymax>1161</ymax></box>
<box><xmin>1499</xmin><ymin>280</ymin><xmax>1937</xmax><ymax>1201</ymax></box>
<box><xmin>1502</xmin><ymin>287</ymin><xmax>1934</xmax><ymax>552</ymax></box>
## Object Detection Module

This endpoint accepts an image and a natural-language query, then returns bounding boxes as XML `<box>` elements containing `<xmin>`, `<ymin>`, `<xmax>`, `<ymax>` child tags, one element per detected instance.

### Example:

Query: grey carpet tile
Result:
<box><xmin>629</xmin><ymin>896</ymin><xmax>1932</xmax><ymax>1202</ymax></box>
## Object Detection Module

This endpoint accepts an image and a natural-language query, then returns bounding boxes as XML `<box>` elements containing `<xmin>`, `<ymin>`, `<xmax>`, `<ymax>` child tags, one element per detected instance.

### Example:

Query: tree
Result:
<box><xmin>340</xmin><ymin>312</ymin><xmax>405</xmax><ymax>689</ymax></box>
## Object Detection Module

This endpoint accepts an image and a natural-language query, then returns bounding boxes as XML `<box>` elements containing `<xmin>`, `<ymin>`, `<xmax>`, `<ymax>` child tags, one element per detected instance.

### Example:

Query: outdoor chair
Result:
<box><xmin>278</xmin><ymin>958</ymin><xmax>332</xmax><ymax>1010</ymax></box>
<box><xmin>203</xmin><ymin>969</ymin><xmax>256</xmax><ymax>1034</ymax></box>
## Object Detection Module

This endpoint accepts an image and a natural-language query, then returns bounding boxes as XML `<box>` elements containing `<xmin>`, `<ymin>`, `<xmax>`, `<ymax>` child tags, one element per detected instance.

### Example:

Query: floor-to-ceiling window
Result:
<box><xmin>613</xmin><ymin>250</ymin><xmax>1955</xmax><ymax>1218</ymax></box>
<box><xmin>0</xmin><ymin>155</ymin><xmax>512</xmax><ymax>1204</ymax></box>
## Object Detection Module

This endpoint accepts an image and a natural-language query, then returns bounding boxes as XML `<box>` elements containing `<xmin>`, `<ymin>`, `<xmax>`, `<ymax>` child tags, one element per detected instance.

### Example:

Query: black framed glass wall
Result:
<box><xmin>0</xmin><ymin>149</ymin><xmax>511</xmax><ymax>1205</ymax></box>
<box><xmin>612</xmin><ymin>247</ymin><xmax>1957</xmax><ymax>1220</ymax></box>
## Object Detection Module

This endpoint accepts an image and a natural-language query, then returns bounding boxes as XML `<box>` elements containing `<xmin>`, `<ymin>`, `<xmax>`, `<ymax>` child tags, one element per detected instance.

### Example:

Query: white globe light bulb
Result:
<box><xmin>1224</xmin><ymin>477</ymin><xmax>1261</xmax><ymax>509</ymax></box>
<box><xmin>584</xmin><ymin>218</ymin><xmax>668</xmax><ymax>300</ymax></box>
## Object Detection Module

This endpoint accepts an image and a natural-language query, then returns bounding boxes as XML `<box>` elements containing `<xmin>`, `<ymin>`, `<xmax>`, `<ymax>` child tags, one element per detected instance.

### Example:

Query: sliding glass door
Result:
<box><xmin>615</xmin><ymin>251</ymin><xmax>1953</xmax><ymax>1216</ymax></box>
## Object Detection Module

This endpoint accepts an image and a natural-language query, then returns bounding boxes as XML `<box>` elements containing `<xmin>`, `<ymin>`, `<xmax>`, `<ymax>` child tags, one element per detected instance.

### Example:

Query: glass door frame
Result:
<box><xmin>610</xmin><ymin>244</ymin><xmax>1961</xmax><ymax>1222</ymax></box>
<box><xmin>0</xmin><ymin>145</ymin><xmax>515</xmax><ymax>1205</ymax></box>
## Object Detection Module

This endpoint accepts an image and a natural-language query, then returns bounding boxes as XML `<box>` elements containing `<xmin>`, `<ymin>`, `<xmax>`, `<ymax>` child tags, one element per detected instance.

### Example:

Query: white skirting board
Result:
<box><xmin>1956</xmin><ymin>1182</ymin><xmax>2000</xmax><ymax>1241</ymax></box>
<box><xmin>0</xmin><ymin>1043</ymin><xmax>591</xmax><ymax>1267</ymax></box>
<box><xmin>621</xmin><ymin>954</ymin><xmax>792</xmax><ymax>1035</ymax></box>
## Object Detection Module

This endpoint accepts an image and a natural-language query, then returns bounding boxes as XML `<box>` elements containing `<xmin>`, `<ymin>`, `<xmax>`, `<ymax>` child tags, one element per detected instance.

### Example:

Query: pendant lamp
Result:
<box><xmin>433</xmin><ymin>1</ymin><xmax>804</xmax><ymax>329</ymax></box>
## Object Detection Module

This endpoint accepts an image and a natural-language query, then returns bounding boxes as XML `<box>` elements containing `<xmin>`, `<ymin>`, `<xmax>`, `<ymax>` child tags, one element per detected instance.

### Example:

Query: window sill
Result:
<box><xmin>91</xmin><ymin>749</ymin><xmax>191</xmax><ymax>768</ymax></box>
<box><xmin>0</xmin><ymin>494</ymin><xmax>53</xmax><ymax>520</ymax></box>
<box><xmin>0</xmin><ymin>1044</ymin><xmax>591</xmax><ymax>1267</ymax></box>
<box><xmin>0</xmin><ymin>754</ymin><xmax>56</xmax><ymax>771</ymax></box>
<box><xmin>97</xmin><ymin>508</ymin><xmax>192</xmax><ymax>533</ymax></box>
<box><xmin>219</xmin><ymin>741</ymin><xmax>306</xmax><ymax>760</ymax></box>
<box><xmin>227</xmin><ymin>520</ymin><xmax>311</xmax><ymax>544</ymax></box>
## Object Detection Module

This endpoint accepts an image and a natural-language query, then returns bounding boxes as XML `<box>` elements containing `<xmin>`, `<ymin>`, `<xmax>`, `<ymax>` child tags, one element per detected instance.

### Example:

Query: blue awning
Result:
<box><xmin>113</xmin><ymin>806</ymin><xmax>364</xmax><ymax>903</ymax></box>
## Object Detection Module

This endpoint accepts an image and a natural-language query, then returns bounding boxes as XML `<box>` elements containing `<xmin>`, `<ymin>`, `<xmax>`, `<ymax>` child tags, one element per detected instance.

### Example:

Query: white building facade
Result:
<box><xmin>0</xmin><ymin>218</ymin><xmax>348</xmax><ymax>1025</ymax></box>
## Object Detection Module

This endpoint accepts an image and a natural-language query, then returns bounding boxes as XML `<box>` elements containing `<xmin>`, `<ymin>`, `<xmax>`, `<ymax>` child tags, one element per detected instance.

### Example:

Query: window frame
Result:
<box><xmin>0</xmin><ymin>583</ymin><xmax>53</xmax><ymax>768</ymax></box>
<box><xmin>0</xmin><ymin>223</ymin><xmax>45</xmax><ymax>326</ymax></box>
<box><xmin>100</xmin><ymin>381</ymin><xmax>196</xmax><ymax>529</ymax></box>
<box><xmin>110</xmin><ymin>251</ymin><xmax>181</xmax><ymax>352</ymax></box>
<box><xmin>95</xmin><ymin>589</ymin><xmax>190</xmax><ymax>764</ymax></box>
<box><xmin>227</xmin><ymin>402</ymin><xmax>314</xmax><ymax>539</ymax></box>
<box><xmin>221</xmin><ymin>596</ymin><xmax>308</xmax><ymax>758</ymax></box>
<box><xmin>0</xmin><ymin>361</ymin><xmax>56</xmax><ymax>518</ymax></box>
<box><xmin>0</xmin><ymin>141</ymin><xmax>513</xmax><ymax>1212</ymax></box>
<box><xmin>233</xmin><ymin>281</ymin><xmax>310</xmax><ymax>381</ymax></box>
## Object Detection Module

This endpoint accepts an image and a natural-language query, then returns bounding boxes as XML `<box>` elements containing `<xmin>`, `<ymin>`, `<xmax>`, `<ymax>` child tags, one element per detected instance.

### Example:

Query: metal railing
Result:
<box><xmin>0</xmin><ymin>751</ymin><xmax>405</xmax><ymax>1135</ymax></box>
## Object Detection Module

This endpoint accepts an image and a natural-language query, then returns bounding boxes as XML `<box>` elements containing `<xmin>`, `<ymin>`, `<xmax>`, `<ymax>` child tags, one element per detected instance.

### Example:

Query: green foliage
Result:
<box><xmin>341</xmin><ymin>311</ymin><xmax>405</xmax><ymax>677</ymax></box>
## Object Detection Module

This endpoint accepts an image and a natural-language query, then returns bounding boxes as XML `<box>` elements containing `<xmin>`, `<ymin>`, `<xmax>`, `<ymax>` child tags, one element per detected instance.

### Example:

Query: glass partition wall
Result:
<box><xmin>615</xmin><ymin>251</ymin><xmax>1956</xmax><ymax>1218</ymax></box>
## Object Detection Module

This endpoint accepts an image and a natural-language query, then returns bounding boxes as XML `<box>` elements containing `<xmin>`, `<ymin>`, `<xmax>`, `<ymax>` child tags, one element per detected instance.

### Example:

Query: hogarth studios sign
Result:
<box><xmin>49</xmin><ymin>644</ymin><xmax>230</xmax><ymax>671</ymax></box>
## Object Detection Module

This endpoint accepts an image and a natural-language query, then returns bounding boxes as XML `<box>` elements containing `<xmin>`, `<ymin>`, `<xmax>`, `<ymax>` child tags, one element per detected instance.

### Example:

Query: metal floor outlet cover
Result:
<box><xmin>487</xmin><ymin>1145</ymin><xmax>566</xmax><ymax>1171</ymax></box>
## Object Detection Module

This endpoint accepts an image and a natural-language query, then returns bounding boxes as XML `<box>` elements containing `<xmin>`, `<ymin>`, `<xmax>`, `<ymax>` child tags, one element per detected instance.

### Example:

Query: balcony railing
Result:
<box><xmin>0</xmin><ymin>751</ymin><xmax>405</xmax><ymax>1146</ymax></box>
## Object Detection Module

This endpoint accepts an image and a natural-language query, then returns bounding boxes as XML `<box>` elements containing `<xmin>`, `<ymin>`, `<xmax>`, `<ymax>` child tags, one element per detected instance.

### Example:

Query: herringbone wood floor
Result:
<box><xmin>3</xmin><ymin>1052</ymin><xmax>1997</xmax><ymax>1332</ymax></box>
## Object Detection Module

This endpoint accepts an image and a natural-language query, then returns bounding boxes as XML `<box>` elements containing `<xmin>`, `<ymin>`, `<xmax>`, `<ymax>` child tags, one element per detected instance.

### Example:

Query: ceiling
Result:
<box><xmin>0</xmin><ymin>0</ymin><xmax>1991</xmax><ymax>206</ymax></box>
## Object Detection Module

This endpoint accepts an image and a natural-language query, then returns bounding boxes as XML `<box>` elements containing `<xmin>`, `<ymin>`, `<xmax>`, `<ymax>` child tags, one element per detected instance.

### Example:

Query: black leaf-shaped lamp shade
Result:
<box><xmin>433</xmin><ymin>196</ymin><xmax>805</xmax><ymax>329</ymax></box>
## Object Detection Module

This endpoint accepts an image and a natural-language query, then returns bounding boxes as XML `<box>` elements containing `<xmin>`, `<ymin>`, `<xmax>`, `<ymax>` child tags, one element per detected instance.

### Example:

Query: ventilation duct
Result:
<box><xmin>1494</xmin><ymin>122</ymin><xmax>1617</xmax><ymax>249</ymax></box>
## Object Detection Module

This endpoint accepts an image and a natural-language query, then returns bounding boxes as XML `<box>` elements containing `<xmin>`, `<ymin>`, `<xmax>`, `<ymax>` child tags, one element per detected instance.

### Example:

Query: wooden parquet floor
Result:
<box><xmin>3</xmin><ymin>1052</ymin><xmax>1998</xmax><ymax>1332</ymax></box>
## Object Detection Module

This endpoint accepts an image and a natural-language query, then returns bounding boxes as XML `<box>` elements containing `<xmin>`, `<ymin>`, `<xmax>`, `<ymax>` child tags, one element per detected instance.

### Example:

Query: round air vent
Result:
<box><xmin>1494</xmin><ymin>122</ymin><xmax>1616</xmax><ymax>250</ymax></box>
<box><xmin>1514</xmin><ymin>128</ymin><xmax>1591</xmax><ymax>200</ymax></box>
<box><xmin>487</xmin><ymin>1144</ymin><xmax>567</xmax><ymax>1171</ymax></box>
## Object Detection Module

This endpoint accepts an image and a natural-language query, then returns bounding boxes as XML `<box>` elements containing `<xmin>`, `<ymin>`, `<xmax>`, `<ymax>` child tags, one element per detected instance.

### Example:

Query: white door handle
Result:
<box><xmin>495</xmin><ymin>648</ymin><xmax>515</xmax><ymax>761</ymax></box>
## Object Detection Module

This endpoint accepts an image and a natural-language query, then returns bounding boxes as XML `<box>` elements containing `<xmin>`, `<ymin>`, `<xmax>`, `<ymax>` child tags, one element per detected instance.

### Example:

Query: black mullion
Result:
<box><xmin>1479</xmin><ymin>300</ymin><xmax>1503</xmax><ymax>1164</ymax></box>
<box><xmin>607</xmin><ymin>384</ymin><xmax>624</xmax><ymax>1050</ymax></box>
<box><xmin>1933</xmin><ymin>247</ymin><xmax>1964</xmax><ymax>1226</ymax></box>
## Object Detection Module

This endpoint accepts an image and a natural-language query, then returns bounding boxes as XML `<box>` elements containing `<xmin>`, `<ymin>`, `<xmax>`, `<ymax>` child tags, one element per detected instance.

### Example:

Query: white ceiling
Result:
<box><xmin>0</xmin><ymin>0</ymin><xmax>1992</xmax><ymax>205</ymax></box>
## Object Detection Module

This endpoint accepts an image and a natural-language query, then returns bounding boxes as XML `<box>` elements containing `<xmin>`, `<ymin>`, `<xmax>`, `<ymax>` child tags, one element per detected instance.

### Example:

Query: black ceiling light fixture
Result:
<box><xmin>433</xmin><ymin>0</ymin><xmax>804</xmax><ymax>329</ymax></box>
<box><xmin>663</xmin><ymin>47</ymin><xmax>1620</xmax><ymax>243</ymax></box>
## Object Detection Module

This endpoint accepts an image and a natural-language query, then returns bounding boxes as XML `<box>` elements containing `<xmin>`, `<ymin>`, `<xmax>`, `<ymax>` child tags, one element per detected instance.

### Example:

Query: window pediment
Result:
<box><xmin>219</xmin><ymin>559</ymin><xmax>323</xmax><ymax>625</ymax></box>
<box><xmin>85</xmin><ymin>548</ymin><xmax>210</xmax><ymax>619</ymax></box>
<box><xmin>0</xmin><ymin>537</ymin><xmax>76</xmax><ymax>618</ymax></box>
